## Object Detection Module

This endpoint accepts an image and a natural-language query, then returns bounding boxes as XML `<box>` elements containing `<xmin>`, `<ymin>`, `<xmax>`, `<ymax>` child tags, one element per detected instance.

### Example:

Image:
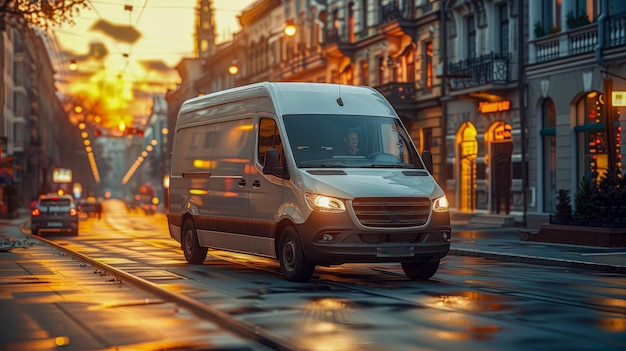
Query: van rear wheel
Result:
<box><xmin>278</xmin><ymin>227</ymin><xmax>315</xmax><ymax>282</ymax></box>
<box><xmin>401</xmin><ymin>260</ymin><xmax>440</xmax><ymax>280</ymax></box>
<box><xmin>182</xmin><ymin>219</ymin><xmax>208</xmax><ymax>264</ymax></box>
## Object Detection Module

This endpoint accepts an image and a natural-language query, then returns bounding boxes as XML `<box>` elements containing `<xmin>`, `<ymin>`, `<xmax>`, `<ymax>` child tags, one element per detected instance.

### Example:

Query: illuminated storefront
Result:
<box><xmin>445</xmin><ymin>95</ymin><xmax>520</xmax><ymax>218</ymax></box>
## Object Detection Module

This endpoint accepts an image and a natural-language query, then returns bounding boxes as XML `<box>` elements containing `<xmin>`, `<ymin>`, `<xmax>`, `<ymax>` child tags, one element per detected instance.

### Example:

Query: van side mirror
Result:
<box><xmin>421</xmin><ymin>150</ymin><xmax>434</xmax><ymax>174</ymax></box>
<box><xmin>263</xmin><ymin>149</ymin><xmax>288</xmax><ymax>179</ymax></box>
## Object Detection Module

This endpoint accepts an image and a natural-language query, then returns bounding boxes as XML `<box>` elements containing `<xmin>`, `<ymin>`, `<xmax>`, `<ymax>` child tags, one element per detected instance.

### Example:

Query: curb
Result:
<box><xmin>449</xmin><ymin>248</ymin><xmax>626</xmax><ymax>274</ymax></box>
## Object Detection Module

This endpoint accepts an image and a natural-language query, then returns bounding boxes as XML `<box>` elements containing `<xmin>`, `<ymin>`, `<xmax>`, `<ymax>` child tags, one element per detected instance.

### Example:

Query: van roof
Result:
<box><xmin>178</xmin><ymin>82</ymin><xmax>398</xmax><ymax>118</ymax></box>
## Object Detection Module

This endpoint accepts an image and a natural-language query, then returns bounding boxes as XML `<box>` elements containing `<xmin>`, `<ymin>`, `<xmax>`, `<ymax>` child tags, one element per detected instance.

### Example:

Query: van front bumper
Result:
<box><xmin>295</xmin><ymin>211</ymin><xmax>451</xmax><ymax>266</ymax></box>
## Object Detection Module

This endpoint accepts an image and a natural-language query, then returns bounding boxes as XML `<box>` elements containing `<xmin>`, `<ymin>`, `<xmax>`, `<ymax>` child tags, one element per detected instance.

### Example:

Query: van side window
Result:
<box><xmin>258</xmin><ymin>118</ymin><xmax>283</xmax><ymax>166</ymax></box>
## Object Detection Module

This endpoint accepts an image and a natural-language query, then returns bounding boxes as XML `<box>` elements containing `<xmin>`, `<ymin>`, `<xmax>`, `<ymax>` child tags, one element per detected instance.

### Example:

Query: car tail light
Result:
<box><xmin>70</xmin><ymin>208</ymin><xmax>77</xmax><ymax>216</ymax></box>
<box><xmin>32</xmin><ymin>208</ymin><xmax>41</xmax><ymax>217</ymax></box>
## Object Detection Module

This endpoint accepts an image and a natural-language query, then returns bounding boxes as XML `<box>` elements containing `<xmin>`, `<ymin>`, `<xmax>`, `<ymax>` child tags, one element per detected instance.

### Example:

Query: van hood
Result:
<box><xmin>297</xmin><ymin>168</ymin><xmax>443</xmax><ymax>199</ymax></box>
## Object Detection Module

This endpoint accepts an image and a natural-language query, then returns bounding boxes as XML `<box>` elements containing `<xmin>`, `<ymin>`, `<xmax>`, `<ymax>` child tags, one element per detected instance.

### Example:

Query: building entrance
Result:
<box><xmin>457</xmin><ymin>123</ymin><xmax>477</xmax><ymax>211</ymax></box>
<box><xmin>488</xmin><ymin>122</ymin><xmax>513</xmax><ymax>214</ymax></box>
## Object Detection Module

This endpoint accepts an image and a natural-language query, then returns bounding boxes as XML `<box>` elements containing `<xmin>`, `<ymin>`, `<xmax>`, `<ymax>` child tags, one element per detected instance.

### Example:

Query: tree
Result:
<box><xmin>555</xmin><ymin>189</ymin><xmax>573</xmax><ymax>221</ymax></box>
<box><xmin>0</xmin><ymin>0</ymin><xmax>89</xmax><ymax>30</ymax></box>
<box><xmin>574</xmin><ymin>174</ymin><xmax>596</xmax><ymax>224</ymax></box>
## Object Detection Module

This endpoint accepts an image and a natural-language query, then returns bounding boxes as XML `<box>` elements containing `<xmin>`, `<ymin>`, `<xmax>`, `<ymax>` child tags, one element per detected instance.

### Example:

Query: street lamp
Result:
<box><xmin>284</xmin><ymin>20</ymin><xmax>296</xmax><ymax>37</ymax></box>
<box><xmin>228</xmin><ymin>62</ymin><xmax>239</xmax><ymax>75</ymax></box>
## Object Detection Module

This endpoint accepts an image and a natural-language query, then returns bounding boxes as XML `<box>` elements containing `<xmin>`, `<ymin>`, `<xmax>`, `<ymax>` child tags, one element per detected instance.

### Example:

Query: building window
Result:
<box><xmin>361</xmin><ymin>0</ymin><xmax>368</xmax><ymax>29</ymax></box>
<box><xmin>378</xmin><ymin>56</ymin><xmax>385</xmax><ymax>85</ymax></box>
<box><xmin>541</xmin><ymin>99</ymin><xmax>557</xmax><ymax>213</ymax></box>
<box><xmin>575</xmin><ymin>92</ymin><xmax>609</xmax><ymax>183</ymax></box>
<box><xmin>348</xmin><ymin>2</ymin><xmax>355</xmax><ymax>43</ymax></box>
<box><xmin>610</xmin><ymin>1</ymin><xmax>626</xmax><ymax>15</ymax></box>
<box><xmin>423</xmin><ymin>127</ymin><xmax>433</xmax><ymax>152</ymax></box>
<box><xmin>541</xmin><ymin>0</ymin><xmax>561</xmax><ymax>33</ymax></box>
<box><xmin>424</xmin><ymin>41</ymin><xmax>433</xmax><ymax>89</ymax></box>
<box><xmin>467</xmin><ymin>15</ymin><xmax>476</xmax><ymax>58</ymax></box>
<box><xmin>406</xmin><ymin>45</ymin><xmax>415</xmax><ymax>83</ymax></box>
<box><xmin>573</xmin><ymin>0</ymin><xmax>598</xmax><ymax>21</ymax></box>
<box><xmin>499</xmin><ymin>4</ymin><xmax>509</xmax><ymax>55</ymax></box>
<box><xmin>360</xmin><ymin>59</ymin><xmax>369</xmax><ymax>85</ymax></box>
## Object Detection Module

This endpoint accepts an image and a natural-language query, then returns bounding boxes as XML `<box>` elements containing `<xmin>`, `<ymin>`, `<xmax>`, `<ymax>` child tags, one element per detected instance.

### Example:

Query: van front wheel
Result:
<box><xmin>278</xmin><ymin>227</ymin><xmax>315</xmax><ymax>282</ymax></box>
<box><xmin>401</xmin><ymin>260</ymin><xmax>440</xmax><ymax>280</ymax></box>
<box><xmin>182</xmin><ymin>219</ymin><xmax>208</xmax><ymax>264</ymax></box>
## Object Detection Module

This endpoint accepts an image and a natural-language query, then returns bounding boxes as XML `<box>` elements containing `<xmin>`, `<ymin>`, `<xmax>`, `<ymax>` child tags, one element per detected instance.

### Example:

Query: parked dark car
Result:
<box><xmin>30</xmin><ymin>193</ymin><xmax>79</xmax><ymax>236</ymax></box>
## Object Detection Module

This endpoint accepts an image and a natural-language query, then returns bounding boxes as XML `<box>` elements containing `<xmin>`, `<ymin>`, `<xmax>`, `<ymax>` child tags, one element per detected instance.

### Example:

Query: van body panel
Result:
<box><xmin>296</xmin><ymin>169</ymin><xmax>441</xmax><ymax>199</ymax></box>
<box><xmin>270</xmin><ymin>83</ymin><xmax>397</xmax><ymax>117</ymax></box>
<box><xmin>168</xmin><ymin>82</ymin><xmax>451</xmax><ymax>281</ymax></box>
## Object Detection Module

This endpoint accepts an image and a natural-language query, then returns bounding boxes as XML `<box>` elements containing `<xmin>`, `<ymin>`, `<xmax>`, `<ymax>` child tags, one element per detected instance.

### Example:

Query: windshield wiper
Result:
<box><xmin>299</xmin><ymin>164</ymin><xmax>345</xmax><ymax>168</ymax></box>
<box><xmin>360</xmin><ymin>164</ymin><xmax>413</xmax><ymax>168</ymax></box>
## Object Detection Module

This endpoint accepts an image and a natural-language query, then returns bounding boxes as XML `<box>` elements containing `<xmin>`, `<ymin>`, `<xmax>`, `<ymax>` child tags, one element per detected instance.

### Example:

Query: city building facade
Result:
<box><xmin>165</xmin><ymin>0</ymin><xmax>626</xmax><ymax>229</ymax></box>
<box><xmin>1</xmin><ymin>22</ymin><xmax>75</xmax><ymax>215</ymax></box>
<box><xmin>441</xmin><ymin>0</ymin><xmax>524</xmax><ymax>225</ymax></box>
<box><xmin>525</xmin><ymin>0</ymin><xmax>626</xmax><ymax>226</ymax></box>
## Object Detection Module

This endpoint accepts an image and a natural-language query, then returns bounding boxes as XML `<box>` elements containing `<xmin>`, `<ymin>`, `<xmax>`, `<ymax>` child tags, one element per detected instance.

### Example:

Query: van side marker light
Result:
<box><xmin>337</xmin><ymin>97</ymin><xmax>343</xmax><ymax>106</ymax></box>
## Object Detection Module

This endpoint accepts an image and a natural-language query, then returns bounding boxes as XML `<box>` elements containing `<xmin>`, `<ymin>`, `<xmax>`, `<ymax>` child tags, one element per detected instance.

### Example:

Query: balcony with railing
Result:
<box><xmin>381</xmin><ymin>0</ymin><xmax>416</xmax><ymax>22</ymax></box>
<box><xmin>447</xmin><ymin>53</ymin><xmax>511</xmax><ymax>91</ymax></box>
<box><xmin>374</xmin><ymin>82</ymin><xmax>416</xmax><ymax>111</ymax></box>
<box><xmin>324</xmin><ymin>27</ymin><xmax>355</xmax><ymax>57</ymax></box>
<box><xmin>531</xmin><ymin>12</ymin><xmax>626</xmax><ymax>64</ymax></box>
<box><xmin>606</xmin><ymin>12</ymin><xmax>626</xmax><ymax>48</ymax></box>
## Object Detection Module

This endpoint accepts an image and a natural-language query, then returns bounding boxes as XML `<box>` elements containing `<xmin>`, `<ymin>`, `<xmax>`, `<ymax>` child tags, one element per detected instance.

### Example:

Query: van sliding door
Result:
<box><xmin>207</xmin><ymin>118</ymin><xmax>255</xmax><ymax>250</ymax></box>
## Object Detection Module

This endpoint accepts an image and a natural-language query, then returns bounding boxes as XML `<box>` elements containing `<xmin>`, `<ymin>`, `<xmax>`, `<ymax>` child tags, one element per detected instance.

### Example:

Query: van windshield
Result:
<box><xmin>282</xmin><ymin>114</ymin><xmax>425</xmax><ymax>169</ymax></box>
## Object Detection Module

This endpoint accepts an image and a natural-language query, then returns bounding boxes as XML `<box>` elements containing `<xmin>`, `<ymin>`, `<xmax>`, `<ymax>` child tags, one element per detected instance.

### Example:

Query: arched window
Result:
<box><xmin>540</xmin><ymin>99</ymin><xmax>556</xmax><ymax>213</ymax></box>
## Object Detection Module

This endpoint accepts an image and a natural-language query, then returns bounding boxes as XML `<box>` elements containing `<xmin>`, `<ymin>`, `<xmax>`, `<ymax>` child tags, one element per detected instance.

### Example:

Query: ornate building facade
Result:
<box><xmin>165</xmin><ymin>0</ymin><xmax>626</xmax><ymax>228</ymax></box>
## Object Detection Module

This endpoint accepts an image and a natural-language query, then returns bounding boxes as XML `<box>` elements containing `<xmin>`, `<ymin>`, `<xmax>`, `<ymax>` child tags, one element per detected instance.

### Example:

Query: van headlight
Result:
<box><xmin>306</xmin><ymin>193</ymin><xmax>346</xmax><ymax>213</ymax></box>
<box><xmin>432</xmin><ymin>195</ymin><xmax>449</xmax><ymax>212</ymax></box>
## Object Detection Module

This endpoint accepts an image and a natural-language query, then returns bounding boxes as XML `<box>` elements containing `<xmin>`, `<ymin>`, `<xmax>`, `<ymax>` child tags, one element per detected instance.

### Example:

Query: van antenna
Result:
<box><xmin>336</xmin><ymin>84</ymin><xmax>344</xmax><ymax>106</ymax></box>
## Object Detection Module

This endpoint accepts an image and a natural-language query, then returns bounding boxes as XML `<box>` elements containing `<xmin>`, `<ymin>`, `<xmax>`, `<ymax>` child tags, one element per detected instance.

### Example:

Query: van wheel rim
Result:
<box><xmin>184</xmin><ymin>231</ymin><xmax>192</xmax><ymax>254</ymax></box>
<box><xmin>284</xmin><ymin>241</ymin><xmax>296</xmax><ymax>270</ymax></box>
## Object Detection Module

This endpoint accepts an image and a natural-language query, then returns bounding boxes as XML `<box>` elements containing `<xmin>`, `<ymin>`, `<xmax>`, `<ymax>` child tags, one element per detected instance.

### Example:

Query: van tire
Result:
<box><xmin>278</xmin><ymin>227</ymin><xmax>315</xmax><ymax>282</ymax></box>
<box><xmin>182</xmin><ymin>219</ymin><xmax>208</xmax><ymax>264</ymax></box>
<box><xmin>401</xmin><ymin>260</ymin><xmax>440</xmax><ymax>280</ymax></box>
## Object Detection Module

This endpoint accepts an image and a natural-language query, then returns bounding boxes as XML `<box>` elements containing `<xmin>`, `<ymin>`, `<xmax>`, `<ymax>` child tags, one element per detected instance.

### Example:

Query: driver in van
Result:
<box><xmin>339</xmin><ymin>130</ymin><xmax>365</xmax><ymax>156</ymax></box>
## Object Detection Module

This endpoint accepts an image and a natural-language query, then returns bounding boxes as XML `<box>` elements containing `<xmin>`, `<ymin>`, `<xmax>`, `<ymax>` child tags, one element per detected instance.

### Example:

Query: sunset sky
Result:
<box><xmin>51</xmin><ymin>0</ymin><xmax>256</xmax><ymax>130</ymax></box>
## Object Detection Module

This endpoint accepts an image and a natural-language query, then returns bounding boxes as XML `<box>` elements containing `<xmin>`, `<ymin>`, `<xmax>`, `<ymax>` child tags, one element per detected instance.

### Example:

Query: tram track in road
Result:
<box><xmin>25</xmin><ymin>232</ymin><xmax>306</xmax><ymax>351</ymax></box>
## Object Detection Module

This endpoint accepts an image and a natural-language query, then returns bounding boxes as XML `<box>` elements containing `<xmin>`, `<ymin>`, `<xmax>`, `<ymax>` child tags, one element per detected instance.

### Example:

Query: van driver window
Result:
<box><xmin>258</xmin><ymin>118</ymin><xmax>283</xmax><ymax>166</ymax></box>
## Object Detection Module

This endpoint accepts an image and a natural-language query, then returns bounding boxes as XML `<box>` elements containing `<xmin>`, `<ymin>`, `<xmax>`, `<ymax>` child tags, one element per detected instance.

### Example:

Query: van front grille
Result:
<box><xmin>352</xmin><ymin>197</ymin><xmax>431</xmax><ymax>228</ymax></box>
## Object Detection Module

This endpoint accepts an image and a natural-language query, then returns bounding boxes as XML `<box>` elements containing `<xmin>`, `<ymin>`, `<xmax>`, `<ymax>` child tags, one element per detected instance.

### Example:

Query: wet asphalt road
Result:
<box><xmin>0</xmin><ymin>199</ymin><xmax>624</xmax><ymax>350</ymax></box>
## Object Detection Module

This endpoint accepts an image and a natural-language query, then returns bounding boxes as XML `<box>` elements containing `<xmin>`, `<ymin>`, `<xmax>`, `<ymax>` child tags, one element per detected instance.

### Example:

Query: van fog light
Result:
<box><xmin>441</xmin><ymin>230</ymin><xmax>451</xmax><ymax>242</ymax></box>
<box><xmin>317</xmin><ymin>232</ymin><xmax>340</xmax><ymax>243</ymax></box>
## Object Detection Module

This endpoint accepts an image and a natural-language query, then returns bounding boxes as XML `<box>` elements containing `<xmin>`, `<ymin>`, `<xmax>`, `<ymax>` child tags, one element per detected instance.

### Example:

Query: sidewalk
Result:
<box><xmin>450</xmin><ymin>221</ymin><xmax>626</xmax><ymax>274</ymax></box>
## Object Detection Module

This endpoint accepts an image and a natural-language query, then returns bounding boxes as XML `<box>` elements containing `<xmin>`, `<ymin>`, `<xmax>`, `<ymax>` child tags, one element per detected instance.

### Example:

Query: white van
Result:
<box><xmin>167</xmin><ymin>82</ymin><xmax>451</xmax><ymax>282</ymax></box>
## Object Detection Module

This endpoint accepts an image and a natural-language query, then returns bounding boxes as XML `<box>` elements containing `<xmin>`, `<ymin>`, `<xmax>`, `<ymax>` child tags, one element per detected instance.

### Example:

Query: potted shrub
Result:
<box><xmin>528</xmin><ymin>170</ymin><xmax>626</xmax><ymax>247</ymax></box>
<box><xmin>566</xmin><ymin>10</ymin><xmax>591</xmax><ymax>29</ymax></box>
<box><xmin>534</xmin><ymin>21</ymin><xmax>546</xmax><ymax>38</ymax></box>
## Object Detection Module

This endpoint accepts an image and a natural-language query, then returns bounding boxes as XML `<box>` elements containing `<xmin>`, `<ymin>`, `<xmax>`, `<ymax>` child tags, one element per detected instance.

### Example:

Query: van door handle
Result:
<box><xmin>238</xmin><ymin>179</ymin><xmax>246</xmax><ymax>187</ymax></box>
<box><xmin>252</xmin><ymin>180</ymin><xmax>261</xmax><ymax>188</ymax></box>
